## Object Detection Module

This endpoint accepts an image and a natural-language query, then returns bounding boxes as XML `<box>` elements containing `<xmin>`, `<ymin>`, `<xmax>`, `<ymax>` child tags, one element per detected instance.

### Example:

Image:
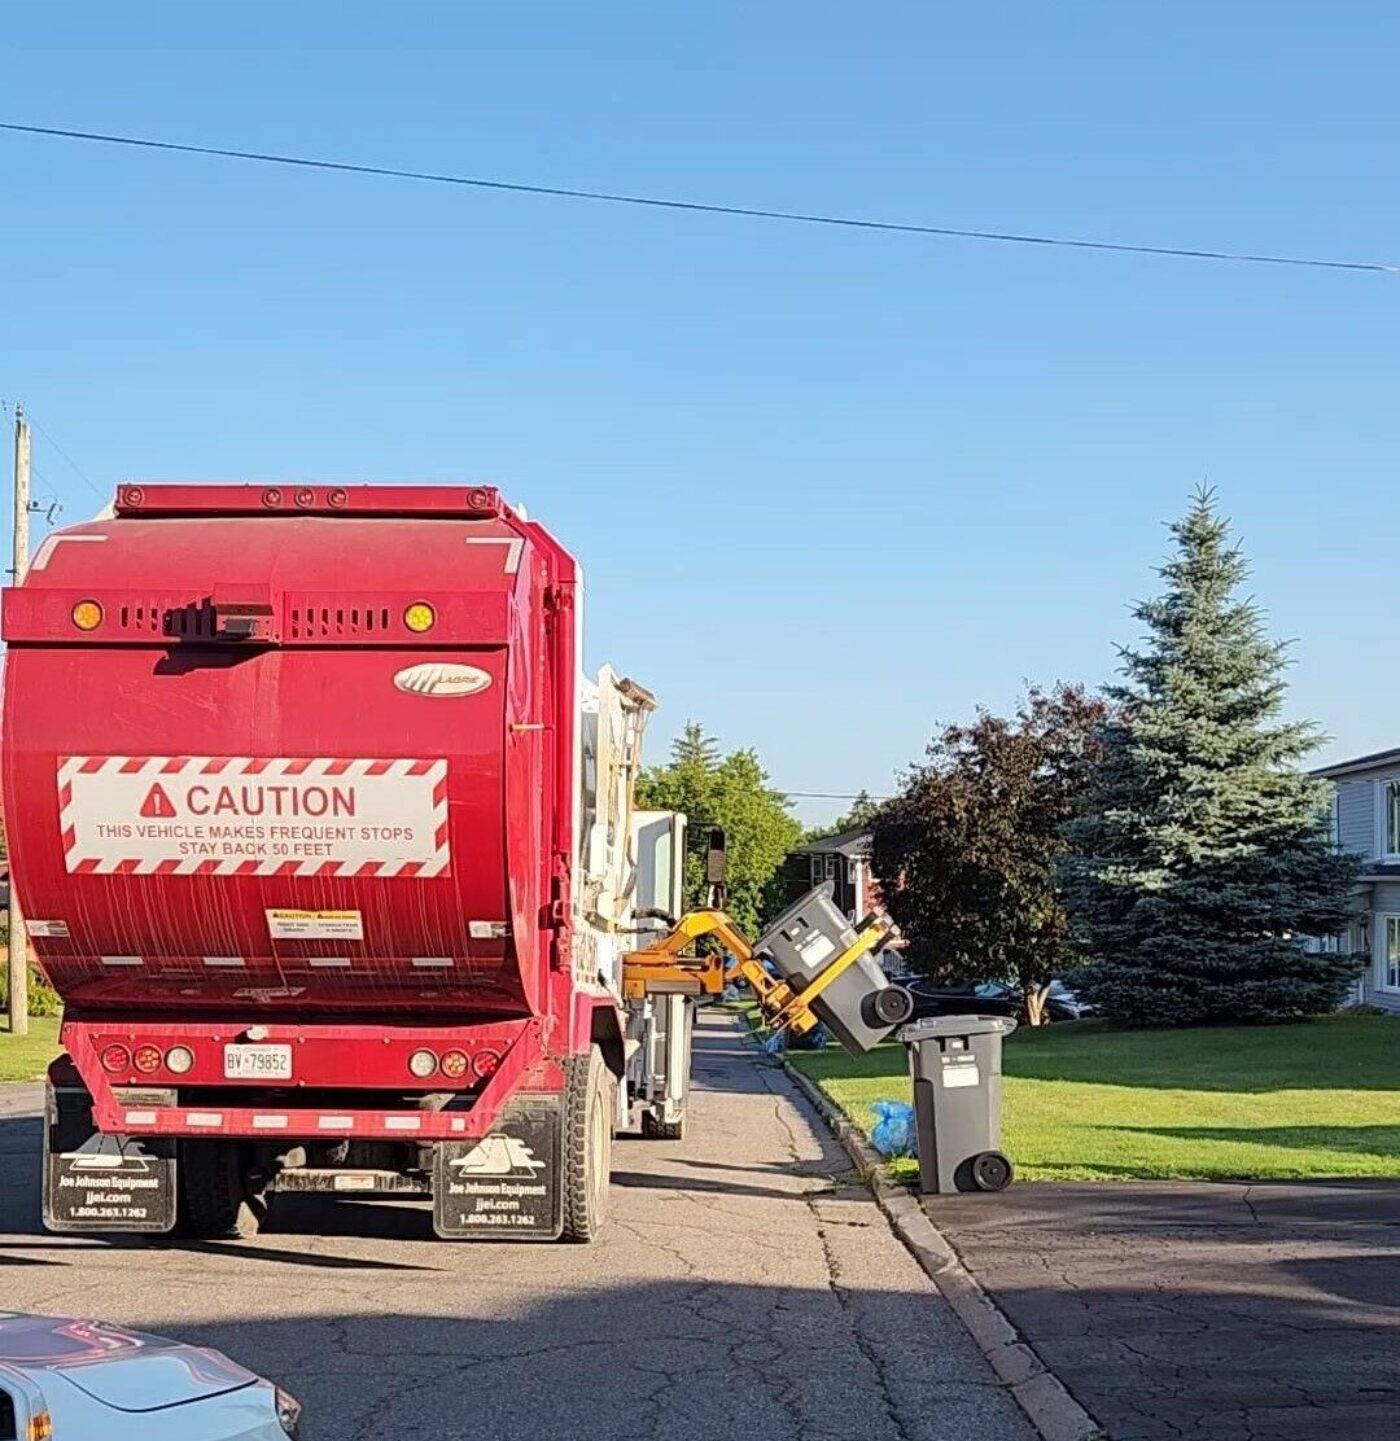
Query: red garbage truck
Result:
<box><xmin>2</xmin><ymin>483</ymin><xmax>667</xmax><ymax>1241</ymax></box>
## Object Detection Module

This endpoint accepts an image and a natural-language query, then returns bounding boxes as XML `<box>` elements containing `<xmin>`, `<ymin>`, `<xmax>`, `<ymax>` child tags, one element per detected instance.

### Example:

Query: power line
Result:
<box><xmin>3</xmin><ymin>120</ymin><xmax>1396</xmax><ymax>276</ymax></box>
<box><xmin>3</xmin><ymin>400</ymin><xmax>106</xmax><ymax>505</ymax></box>
<box><xmin>785</xmin><ymin>791</ymin><xmax>893</xmax><ymax>801</ymax></box>
<box><xmin>25</xmin><ymin>412</ymin><xmax>104</xmax><ymax>502</ymax></box>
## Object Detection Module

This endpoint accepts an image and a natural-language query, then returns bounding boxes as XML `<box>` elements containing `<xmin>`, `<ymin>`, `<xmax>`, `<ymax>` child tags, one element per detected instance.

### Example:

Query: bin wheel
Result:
<box><xmin>871</xmin><ymin>985</ymin><xmax>914</xmax><ymax>1027</ymax></box>
<box><xmin>181</xmin><ymin>1141</ymin><xmax>267</xmax><ymax>1239</ymax></box>
<box><xmin>562</xmin><ymin>1047</ymin><xmax>615</xmax><ymax>1243</ymax></box>
<box><xmin>969</xmin><ymin>1150</ymin><xmax>1014</xmax><ymax>1193</ymax></box>
<box><xmin>641</xmin><ymin>1109</ymin><xmax>685</xmax><ymax>1142</ymax></box>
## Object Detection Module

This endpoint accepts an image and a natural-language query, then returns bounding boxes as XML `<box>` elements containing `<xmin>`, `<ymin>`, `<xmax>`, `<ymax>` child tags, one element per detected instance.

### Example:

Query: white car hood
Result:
<box><xmin>0</xmin><ymin>1314</ymin><xmax>256</xmax><ymax>1412</ymax></box>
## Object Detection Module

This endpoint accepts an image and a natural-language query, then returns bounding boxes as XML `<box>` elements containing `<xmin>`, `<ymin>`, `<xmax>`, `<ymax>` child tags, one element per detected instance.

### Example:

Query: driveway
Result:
<box><xmin>0</xmin><ymin>1012</ymin><xmax>1034</xmax><ymax>1441</ymax></box>
<box><xmin>930</xmin><ymin>1181</ymin><xmax>1400</xmax><ymax>1440</ymax></box>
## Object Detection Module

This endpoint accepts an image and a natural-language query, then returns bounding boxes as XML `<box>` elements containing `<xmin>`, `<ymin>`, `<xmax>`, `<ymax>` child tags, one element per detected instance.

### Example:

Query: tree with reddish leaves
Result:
<box><xmin>872</xmin><ymin>685</ymin><xmax>1107</xmax><ymax>1025</ymax></box>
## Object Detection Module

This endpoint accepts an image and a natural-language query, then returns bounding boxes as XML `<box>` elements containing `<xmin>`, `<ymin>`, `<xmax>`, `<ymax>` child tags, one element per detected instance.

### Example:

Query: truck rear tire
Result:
<box><xmin>182</xmin><ymin>1141</ymin><xmax>266</xmax><ymax>1240</ymax></box>
<box><xmin>562</xmin><ymin>1047</ymin><xmax>614</xmax><ymax>1243</ymax></box>
<box><xmin>641</xmin><ymin>1109</ymin><xmax>685</xmax><ymax>1142</ymax></box>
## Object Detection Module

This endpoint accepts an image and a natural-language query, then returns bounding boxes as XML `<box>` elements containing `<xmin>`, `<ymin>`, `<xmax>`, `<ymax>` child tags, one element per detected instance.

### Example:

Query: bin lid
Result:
<box><xmin>899</xmin><ymin>1014</ymin><xmax>1017</xmax><ymax>1042</ymax></box>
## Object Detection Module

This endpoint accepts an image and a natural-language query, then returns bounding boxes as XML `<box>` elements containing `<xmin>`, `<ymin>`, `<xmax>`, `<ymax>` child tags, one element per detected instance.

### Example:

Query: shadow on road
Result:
<box><xmin>933</xmin><ymin>1180</ymin><xmax>1400</xmax><ymax>1441</ymax></box>
<box><xmin>111</xmin><ymin>1277</ymin><xmax>1031</xmax><ymax>1441</ymax></box>
<box><xmin>610</xmin><ymin>1168</ymin><xmax>818</xmax><ymax>1203</ymax></box>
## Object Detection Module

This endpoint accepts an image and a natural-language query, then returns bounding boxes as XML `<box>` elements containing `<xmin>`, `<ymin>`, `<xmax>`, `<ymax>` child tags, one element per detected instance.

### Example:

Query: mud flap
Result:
<box><xmin>433</xmin><ymin>1096</ymin><xmax>562</xmax><ymax>1240</ymax></box>
<box><xmin>43</xmin><ymin>1086</ymin><xmax>177</xmax><ymax>1234</ymax></box>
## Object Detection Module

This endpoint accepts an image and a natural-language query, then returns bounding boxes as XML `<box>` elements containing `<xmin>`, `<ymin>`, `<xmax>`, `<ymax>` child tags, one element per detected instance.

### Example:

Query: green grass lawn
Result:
<box><xmin>0</xmin><ymin>1015</ymin><xmax>61</xmax><ymax>1082</ymax></box>
<box><xmin>785</xmin><ymin>1015</ymin><xmax>1400</xmax><ymax>1183</ymax></box>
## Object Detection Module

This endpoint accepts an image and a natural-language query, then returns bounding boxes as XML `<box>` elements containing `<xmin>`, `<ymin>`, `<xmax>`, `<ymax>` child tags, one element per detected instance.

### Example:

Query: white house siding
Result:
<box><xmin>1335</xmin><ymin>779</ymin><xmax>1376</xmax><ymax>857</ymax></box>
<box><xmin>1366</xmin><ymin>881</ymin><xmax>1400</xmax><ymax>1013</ymax></box>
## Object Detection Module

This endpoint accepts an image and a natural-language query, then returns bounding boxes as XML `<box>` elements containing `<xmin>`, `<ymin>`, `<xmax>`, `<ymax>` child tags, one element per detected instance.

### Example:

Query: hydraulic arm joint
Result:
<box><xmin>623</xmin><ymin>908</ymin><xmax>898</xmax><ymax>1043</ymax></box>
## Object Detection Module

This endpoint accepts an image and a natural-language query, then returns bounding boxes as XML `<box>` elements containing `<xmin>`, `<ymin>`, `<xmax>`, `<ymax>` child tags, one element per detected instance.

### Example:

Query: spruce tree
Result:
<box><xmin>670</xmin><ymin>722</ymin><xmax>720</xmax><ymax>770</ymax></box>
<box><xmin>1066</xmin><ymin>490</ymin><xmax>1361</xmax><ymax>1026</ymax></box>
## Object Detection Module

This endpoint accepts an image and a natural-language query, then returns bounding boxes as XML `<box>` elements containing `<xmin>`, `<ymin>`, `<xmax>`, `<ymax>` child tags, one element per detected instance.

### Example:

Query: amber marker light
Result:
<box><xmin>404</xmin><ymin>601</ymin><xmax>436</xmax><ymax>633</ymax></box>
<box><xmin>133</xmin><ymin>1044</ymin><xmax>163</xmax><ymax>1074</ymax></box>
<box><xmin>71</xmin><ymin>599</ymin><xmax>103</xmax><ymax>631</ymax></box>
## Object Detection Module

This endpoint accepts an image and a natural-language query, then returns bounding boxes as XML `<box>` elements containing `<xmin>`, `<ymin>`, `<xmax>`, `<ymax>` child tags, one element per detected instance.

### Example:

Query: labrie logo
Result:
<box><xmin>393</xmin><ymin>662</ymin><xmax>492</xmax><ymax>698</ymax></box>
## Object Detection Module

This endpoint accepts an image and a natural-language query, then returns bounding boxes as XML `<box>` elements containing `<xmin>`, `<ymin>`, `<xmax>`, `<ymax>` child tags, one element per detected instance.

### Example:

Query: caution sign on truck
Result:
<box><xmin>58</xmin><ymin>756</ymin><xmax>449</xmax><ymax>877</ymax></box>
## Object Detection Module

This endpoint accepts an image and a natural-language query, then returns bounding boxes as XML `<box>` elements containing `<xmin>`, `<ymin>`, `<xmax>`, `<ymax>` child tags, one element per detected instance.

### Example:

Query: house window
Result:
<box><xmin>825</xmin><ymin>856</ymin><xmax>837</xmax><ymax>879</ymax></box>
<box><xmin>810</xmin><ymin>856</ymin><xmax>824</xmax><ymax>885</ymax></box>
<box><xmin>1386</xmin><ymin>781</ymin><xmax>1400</xmax><ymax>858</ymax></box>
<box><xmin>1379</xmin><ymin>916</ymin><xmax>1400</xmax><ymax>993</ymax></box>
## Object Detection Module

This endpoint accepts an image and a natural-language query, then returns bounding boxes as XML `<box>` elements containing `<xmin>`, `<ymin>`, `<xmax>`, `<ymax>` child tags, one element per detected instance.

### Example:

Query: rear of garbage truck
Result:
<box><xmin>2</xmin><ymin>483</ymin><xmax>651</xmax><ymax>1241</ymax></box>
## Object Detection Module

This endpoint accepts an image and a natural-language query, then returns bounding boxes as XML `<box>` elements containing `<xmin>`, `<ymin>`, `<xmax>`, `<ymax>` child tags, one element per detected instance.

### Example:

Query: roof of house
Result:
<box><xmin>790</xmin><ymin>826</ymin><xmax>872</xmax><ymax>858</ymax></box>
<box><xmin>1311</xmin><ymin>746</ymin><xmax>1400</xmax><ymax>780</ymax></box>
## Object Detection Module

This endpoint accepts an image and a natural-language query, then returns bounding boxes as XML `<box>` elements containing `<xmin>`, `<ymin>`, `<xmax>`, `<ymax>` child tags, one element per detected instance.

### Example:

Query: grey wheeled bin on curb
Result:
<box><xmin>754</xmin><ymin>882</ymin><xmax>913</xmax><ymax>1054</ymax></box>
<box><xmin>903</xmin><ymin>1014</ymin><xmax>1016</xmax><ymax>1194</ymax></box>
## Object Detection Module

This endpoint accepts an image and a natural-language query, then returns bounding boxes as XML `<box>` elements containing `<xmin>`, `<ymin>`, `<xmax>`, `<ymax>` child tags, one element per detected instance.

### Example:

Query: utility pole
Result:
<box><xmin>7</xmin><ymin>405</ymin><xmax>29</xmax><ymax>1035</ymax></box>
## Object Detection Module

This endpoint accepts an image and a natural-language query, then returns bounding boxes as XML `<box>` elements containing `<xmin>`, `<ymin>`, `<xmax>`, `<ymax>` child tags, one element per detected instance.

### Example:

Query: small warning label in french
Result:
<box><xmin>26</xmin><ymin>919</ymin><xmax>70</xmax><ymax>939</ymax></box>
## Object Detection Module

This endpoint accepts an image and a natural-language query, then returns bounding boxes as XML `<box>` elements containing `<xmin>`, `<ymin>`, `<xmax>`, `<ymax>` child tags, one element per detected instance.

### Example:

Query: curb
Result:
<box><xmin>780</xmin><ymin>1059</ymin><xmax>1104</xmax><ymax>1441</ymax></box>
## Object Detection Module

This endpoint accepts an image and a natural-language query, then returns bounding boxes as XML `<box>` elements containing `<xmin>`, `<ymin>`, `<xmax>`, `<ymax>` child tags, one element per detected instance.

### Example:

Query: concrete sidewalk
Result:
<box><xmin>930</xmin><ymin>1180</ymin><xmax>1400</xmax><ymax>1440</ymax></box>
<box><xmin>0</xmin><ymin>1015</ymin><xmax>1036</xmax><ymax>1440</ymax></box>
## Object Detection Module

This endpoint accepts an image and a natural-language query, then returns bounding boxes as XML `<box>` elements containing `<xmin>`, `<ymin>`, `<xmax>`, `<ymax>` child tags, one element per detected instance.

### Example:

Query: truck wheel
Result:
<box><xmin>562</xmin><ymin>1048</ymin><xmax>614</xmax><ymax>1243</ymax></box>
<box><xmin>641</xmin><ymin>1109</ymin><xmax>685</xmax><ymax>1142</ymax></box>
<box><xmin>182</xmin><ymin>1141</ymin><xmax>266</xmax><ymax>1240</ymax></box>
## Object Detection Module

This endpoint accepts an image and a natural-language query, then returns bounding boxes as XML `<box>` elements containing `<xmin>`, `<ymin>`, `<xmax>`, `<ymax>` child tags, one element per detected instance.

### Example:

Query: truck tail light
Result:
<box><xmin>133</xmin><ymin>1044</ymin><xmax>162</xmax><ymax>1074</ymax></box>
<box><xmin>440</xmin><ymin>1050</ymin><xmax>469</xmax><ymax>1080</ymax></box>
<box><xmin>474</xmin><ymin>1049</ymin><xmax>501</xmax><ymax>1080</ymax></box>
<box><xmin>27</xmin><ymin>1410</ymin><xmax>53</xmax><ymax>1441</ymax></box>
<box><xmin>408</xmin><ymin>1049</ymin><xmax>438</xmax><ymax>1079</ymax></box>
<box><xmin>165</xmin><ymin>1045</ymin><xmax>195</xmax><ymax>1075</ymax></box>
<box><xmin>99</xmin><ymin>1044</ymin><xmax>130</xmax><ymax>1074</ymax></box>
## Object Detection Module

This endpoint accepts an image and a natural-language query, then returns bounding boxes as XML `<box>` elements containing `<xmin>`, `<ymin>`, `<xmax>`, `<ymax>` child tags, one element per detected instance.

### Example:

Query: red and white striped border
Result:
<box><xmin>59</xmin><ymin>756</ymin><xmax>449</xmax><ymax>878</ymax></box>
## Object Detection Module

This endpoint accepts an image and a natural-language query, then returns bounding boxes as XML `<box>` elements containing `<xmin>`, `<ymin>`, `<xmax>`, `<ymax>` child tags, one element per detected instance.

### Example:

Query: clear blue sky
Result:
<box><xmin>3</xmin><ymin>2</ymin><xmax>1397</xmax><ymax>827</ymax></box>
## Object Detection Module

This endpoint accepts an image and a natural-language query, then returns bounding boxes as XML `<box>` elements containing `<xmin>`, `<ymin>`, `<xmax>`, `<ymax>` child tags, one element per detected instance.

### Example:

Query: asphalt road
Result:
<box><xmin>0</xmin><ymin>1013</ymin><xmax>1034</xmax><ymax>1441</ymax></box>
<box><xmin>933</xmin><ymin>1181</ymin><xmax>1400</xmax><ymax>1440</ymax></box>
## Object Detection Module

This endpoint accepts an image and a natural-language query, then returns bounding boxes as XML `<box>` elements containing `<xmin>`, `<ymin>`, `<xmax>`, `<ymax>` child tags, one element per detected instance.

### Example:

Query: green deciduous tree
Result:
<box><xmin>1065</xmin><ymin>490</ymin><xmax>1362</xmax><ymax>1026</ymax></box>
<box><xmin>871</xmin><ymin>685</ymin><xmax>1107</xmax><ymax>1024</ymax></box>
<box><xmin>636</xmin><ymin>723</ymin><xmax>803</xmax><ymax>935</ymax></box>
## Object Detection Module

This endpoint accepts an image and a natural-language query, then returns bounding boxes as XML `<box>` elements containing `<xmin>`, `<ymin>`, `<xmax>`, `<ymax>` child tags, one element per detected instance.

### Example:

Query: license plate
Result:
<box><xmin>223</xmin><ymin>1044</ymin><xmax>293</xmax><ymax>1081</ymax></box>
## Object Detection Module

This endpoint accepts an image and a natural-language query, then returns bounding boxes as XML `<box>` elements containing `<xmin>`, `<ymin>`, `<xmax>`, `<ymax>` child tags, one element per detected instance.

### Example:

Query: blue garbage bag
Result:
<box><xmin>722</xmin><ymin>984</ymin><xmax>742</xmax><ymax>1002</ymax></box>
<box><xmin>868</xmin><ymin>1100</ymin><xmax>916</xmax><ymax>1158</ymax></box>
<box><xmin>761</xmin><ymin>1030</ymin><xmax>786</xmax><ymax>1054</ymax></box>
<box><xmin>789</xmin><ymin>1023</ymin><xmax>830</xmax><ymax>1051</ymax></box>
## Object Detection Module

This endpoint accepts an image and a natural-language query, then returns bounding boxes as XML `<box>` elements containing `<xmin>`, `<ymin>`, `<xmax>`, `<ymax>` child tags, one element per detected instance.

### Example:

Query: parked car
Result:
<box><xmin>0</xmin><ymin>1313</ymin><xmax>301</xmax><ymax>1439</ymax></box>
<box><xmin>905</xmin><ymin>978</ymin><xmax>1092</xmax><ymax>1024</ymax></box>
<box><xmin>1047</xmin><ymin>979</ymin><xmax>1095</xmax><ymax>1018</ymax></box>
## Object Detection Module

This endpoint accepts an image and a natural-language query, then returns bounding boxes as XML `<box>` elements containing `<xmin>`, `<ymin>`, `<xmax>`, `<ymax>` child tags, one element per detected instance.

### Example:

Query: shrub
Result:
<box><xmin>0</xmin><ymin>960</ymin><xmax>62</xmax><ymax>1018</ymax></box>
